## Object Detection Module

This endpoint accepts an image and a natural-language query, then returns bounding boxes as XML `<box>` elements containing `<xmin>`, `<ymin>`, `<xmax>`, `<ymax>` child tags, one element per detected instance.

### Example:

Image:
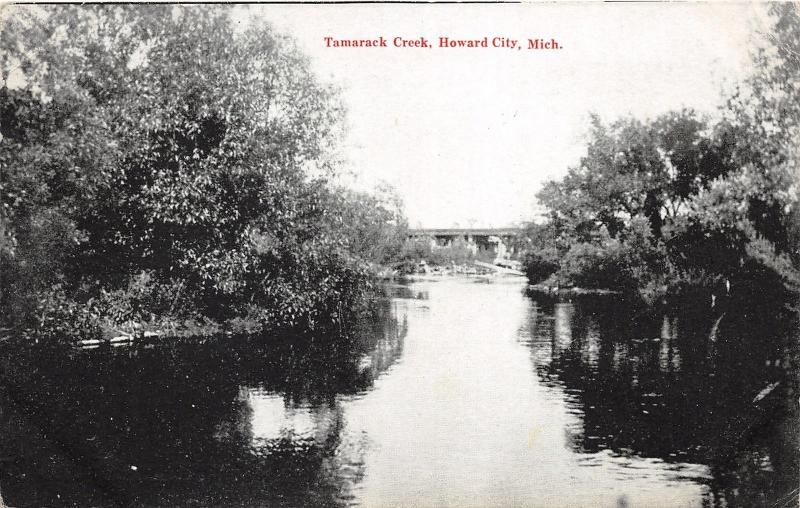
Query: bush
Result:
<box><xmin>559</xmin><ymin>241</ymin><xmax>632</xmax><ymax>290</ymax></box>
<box><xmin>523</xmin><ymin>248</ymin><xmax>559</xmax><ymax>283</ymax></box>
<box><xmin>397</xmin><ymin>236</ymin><xmax>478</xmax><ymax>269</ymax></box>
<box><xmin>428</xmin><ymin>237</ymin><xmax>476</xmax><ymax>266</ymax></box>
<box><xmin>555</xmin><ymin>218</ymin><xmax>668</xmax><ymax>296</ymax></box>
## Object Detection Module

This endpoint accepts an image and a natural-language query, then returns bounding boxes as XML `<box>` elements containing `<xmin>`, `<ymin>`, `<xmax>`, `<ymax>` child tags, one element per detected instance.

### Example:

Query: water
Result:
<box><xmin>0</xmin><ymin>278</ymin><xmax>796</xmax><ymax>507</ymax></box>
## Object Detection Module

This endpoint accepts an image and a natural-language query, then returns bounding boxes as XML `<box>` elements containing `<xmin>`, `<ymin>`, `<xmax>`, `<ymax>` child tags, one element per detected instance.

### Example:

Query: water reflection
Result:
<box><xmin>0</xmin><ymin>281</ymin><xmax>796</xmax><ymax>507</ymax></box>
<box><xmin>0</xmin><ymin>297</ymin><xmax>406</xmax><ymax>507</ymax></box>
<box><xmin>523</xmin><ymin>295</ymin><xmax>799</xmax><ymax>507</ymax></box>
<box><xmin>381</xmin><ymin>284</ymin><xmax>429</xmax><ymax>301</ymax></box>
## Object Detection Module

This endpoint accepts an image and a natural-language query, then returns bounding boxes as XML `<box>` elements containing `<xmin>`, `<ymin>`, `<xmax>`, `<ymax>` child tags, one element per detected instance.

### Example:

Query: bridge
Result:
<box><xmin>408</xmin><ymin>227</ymin><xmax>519</xmax><ymax>238</ymax></box>
<box><xmin>407</xmin><ymin>227</ymin><xmax>520</xmax><ymax>259</ymax></box>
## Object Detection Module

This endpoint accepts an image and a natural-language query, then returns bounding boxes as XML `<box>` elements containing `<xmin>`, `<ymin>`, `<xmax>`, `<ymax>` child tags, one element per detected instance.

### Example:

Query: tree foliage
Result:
<box><xmin>527</xmin><ymin>4</ymin><xmax>800</xmax><ymax>301</ymax></box>
<box><xmin>536</xmin><ymin>111</ymin><xmax>737</xmax><ymax>241</ymax></box>
<box><xmin>0</xmin><ymin>5</ymin><xmax>405</xmax><ymax>339</ymax></box>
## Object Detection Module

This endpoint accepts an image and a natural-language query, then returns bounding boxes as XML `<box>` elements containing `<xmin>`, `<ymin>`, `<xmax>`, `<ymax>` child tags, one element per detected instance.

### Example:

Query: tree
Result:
<box><xmin>322</xmin><ymin>183</ymin><xmax>408</xmax><ymax>266</ymax></box>
<box><xmin>536</xmin><ymin>110</ymin><xmax>735</xmax><ymax>241</ymax></box>
<box><xmin>721</xmin><ymin>3</ymin><xmax>800</xmax><ymax>257</ymax></box>
<box><xmin>529</xmin><ymin>5</ymin><xmax>800</xmax><ymax>299</ymax></box>
<box><xmin>0</xmin><ymin>5</ymin><xmax>391</xmax><ymax>337</ymax></box>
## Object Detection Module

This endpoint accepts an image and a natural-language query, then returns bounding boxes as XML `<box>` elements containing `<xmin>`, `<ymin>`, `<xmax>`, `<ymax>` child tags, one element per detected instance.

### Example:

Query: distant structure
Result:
<box><xmin>407</xmin><ymin>227</ymin><xmax>520</xmax><ymax>260</ymax></box>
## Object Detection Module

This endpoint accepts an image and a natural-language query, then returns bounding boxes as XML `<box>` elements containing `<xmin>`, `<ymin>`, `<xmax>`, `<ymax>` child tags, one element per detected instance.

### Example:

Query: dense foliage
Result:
<box><xmin>394</xmin><ymin>236</ymin><xmax>498</xmax><ymax>273</ymax></box>
<box><xmin>0</xmin><ymin>6</ymin><xmax>406</xmax><ymax>340</ymax></box>
<box><xmin>524</xmin><ymin>4</ymin><xmax>800</xmax><ymax>304</ymax></box>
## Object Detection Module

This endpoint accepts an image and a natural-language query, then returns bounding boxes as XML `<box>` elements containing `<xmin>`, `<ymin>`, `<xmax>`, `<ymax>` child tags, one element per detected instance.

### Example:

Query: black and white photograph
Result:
<box><xmin>0</xmin><ymin>2</ymin><xmax>798</xmax><ymax>507</ymax></box>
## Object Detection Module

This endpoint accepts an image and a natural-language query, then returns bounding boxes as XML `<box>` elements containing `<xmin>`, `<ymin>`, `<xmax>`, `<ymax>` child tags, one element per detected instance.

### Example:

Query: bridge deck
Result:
<box><xmin>408</xmin><ymin>228</ymin><xmax>519</xmax><ymax>237</ymax></box>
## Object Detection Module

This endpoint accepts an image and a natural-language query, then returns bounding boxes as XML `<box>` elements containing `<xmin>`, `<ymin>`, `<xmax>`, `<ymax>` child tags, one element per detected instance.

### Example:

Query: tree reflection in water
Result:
<box><xmin>522</xmin><ymin>295</ymin><xmax>799</xmax><ymax>507</ymax></box>
<box><xmin>0</xmin><ymin>297</ymin><xmax>407</xmax><ymax>507</ymax></box>
<box><xmin>0</xmin><ymin>285</ymin><xmax>796</xmax><ymax>507</ymax></box>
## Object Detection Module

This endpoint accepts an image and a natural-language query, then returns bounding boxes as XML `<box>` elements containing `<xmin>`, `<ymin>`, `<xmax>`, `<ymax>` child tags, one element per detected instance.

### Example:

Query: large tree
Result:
<box><xmin>720</xmin><ymin>3</ymin><xmax>800</xmax><ymax>256</ymax></box>
<box><xmin>0</xmin><ymin>6</ymin><xmax>390</xmax><ymax>335</ymax></box>
<box><xmin>530</xmin><ymin>4</ymin><xmax>800</xmax><ymax>296</ymax></box>
<box><xmin>536</xmin><ymin>110</ymin><xmax>735</xmax><ymax>242</ymax></box>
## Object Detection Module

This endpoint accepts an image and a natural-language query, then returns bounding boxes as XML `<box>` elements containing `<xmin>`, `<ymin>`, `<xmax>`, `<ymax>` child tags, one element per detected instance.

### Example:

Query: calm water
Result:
<box><xmin>0</xmin><ymin>279</ymin><xmax>797</xmax><ymax>507</ymax></box>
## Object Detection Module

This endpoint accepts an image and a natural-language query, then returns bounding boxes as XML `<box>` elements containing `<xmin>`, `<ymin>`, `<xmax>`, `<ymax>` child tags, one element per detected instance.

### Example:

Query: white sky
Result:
<box><xmin>248</xmin><ymin>3</ymin><xmax>766</xmax><ymax>228</ymax></box>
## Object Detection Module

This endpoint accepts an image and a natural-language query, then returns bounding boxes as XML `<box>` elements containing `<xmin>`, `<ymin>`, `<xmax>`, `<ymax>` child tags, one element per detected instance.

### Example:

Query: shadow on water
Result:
<box><xmin>522</xmin><ymin>294</ymin><xmax>799</xmax><ymax>507</ymax></box>
<box><xmin>0</xmin><ymin>298</ymin><xmax>407</xmax><ymax>507</ymax></box>
<box><xmin>379</xmin><ymin>284</ymin><xmax>429</xmax><ymax>301</ymax></box>
<box><xmin>1</xmin><ymin>282</ymin><xmax>798</xmax><ymax>507</ymax></box>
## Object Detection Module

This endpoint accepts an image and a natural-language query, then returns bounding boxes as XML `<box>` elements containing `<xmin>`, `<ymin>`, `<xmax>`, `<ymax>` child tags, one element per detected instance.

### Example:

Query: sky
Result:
<box><xmin>247</xmin><ymin>3</ymin><xmax>766</xmax><ymax>228</ymax></box>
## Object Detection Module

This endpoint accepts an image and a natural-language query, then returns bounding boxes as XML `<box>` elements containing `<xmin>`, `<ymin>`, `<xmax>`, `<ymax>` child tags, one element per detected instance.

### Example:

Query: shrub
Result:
<box><xmin>523</xmin><ymin>248</ymin><xmax>560</xmax><ymax>284</ymax></box>
<box><xmin>559</xmin><ymin>241</ymin><xmax>632</xmax><ymax>290</ymax></box>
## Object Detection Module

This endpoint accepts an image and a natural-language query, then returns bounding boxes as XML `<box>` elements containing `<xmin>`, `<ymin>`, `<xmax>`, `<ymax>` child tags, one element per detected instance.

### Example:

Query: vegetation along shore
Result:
<box><xmin>1</xmin><ymin>5</ymin><xmax>799</xmax><ymax>345</ymax></box>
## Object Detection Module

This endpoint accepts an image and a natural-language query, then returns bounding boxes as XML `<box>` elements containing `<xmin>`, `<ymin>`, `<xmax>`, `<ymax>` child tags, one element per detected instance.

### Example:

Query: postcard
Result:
<box><xmin>0</xmin><ymin>3</ymin><xmax>797</xmax><ymax>507</ymax></box>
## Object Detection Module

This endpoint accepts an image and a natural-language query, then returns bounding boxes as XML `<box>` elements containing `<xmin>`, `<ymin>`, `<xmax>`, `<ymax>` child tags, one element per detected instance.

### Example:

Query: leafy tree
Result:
<box><xmin>536</xmin><ymin>111</ymin><xmax>735</xmax><ymax>242</ymax></box>
<box><xmin>529</xmin><ymin>4</ymin><xmax>800</xmax><ymax>298</ymax></box>
<box><xmin>721</xmin><ymin>3</ymin><xmax>800</xmax><ymax>257</ymax></box>
<box><xmin>0</xmin><ymin>5</ymin><xmax>400</xmax><ymax>337</ymax></box>
<box><xmin>660</xmin><ymin>4</ymin><xmax>800</xmax><ymax>298</ymax></box>
<box><xmin>323</xmin><ymin>183</ymin><xmax>408</xmax><ymax>266</ymax></box>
